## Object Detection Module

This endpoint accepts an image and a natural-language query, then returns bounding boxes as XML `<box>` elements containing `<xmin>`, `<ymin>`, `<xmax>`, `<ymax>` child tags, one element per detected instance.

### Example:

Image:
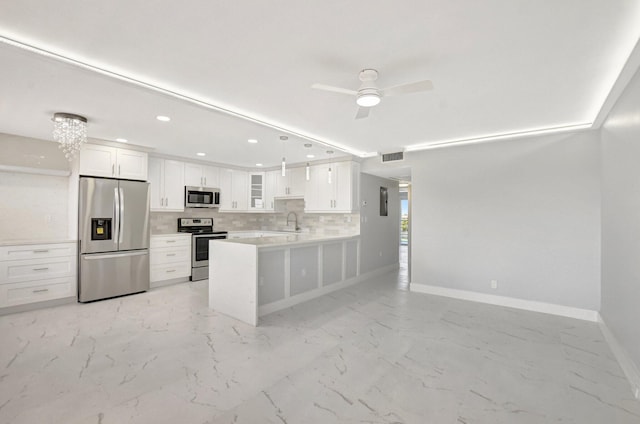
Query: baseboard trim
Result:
<box><xmin>597</xmin><ymin>313</ymin><xmax>640</xmax><ymax>399</ymax></box>
<box><xmin>150</xmin><ymin>277</ymin><xmax>190</xmax><ymax>289</ymax></box>
<box><xmin>259</xmin><ymin>263</ymin><xmax>399</xmax><ymax>317</ymax></box>
<box><xmin>0</xmin><ymin>296</ymin><xmax>76</xmax><ymax>316</ymax></box>
<box><xmin>410</xmin><ymin>283</ymin><xmax>599</xmax><ymax>322</ymax></box>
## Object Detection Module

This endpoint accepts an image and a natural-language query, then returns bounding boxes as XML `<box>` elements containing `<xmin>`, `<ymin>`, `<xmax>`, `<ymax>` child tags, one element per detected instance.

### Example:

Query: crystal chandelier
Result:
<box><xmin>52</xmin><ymin>113</ymin><xmax>87</xmax><ymax>160</ymax></box>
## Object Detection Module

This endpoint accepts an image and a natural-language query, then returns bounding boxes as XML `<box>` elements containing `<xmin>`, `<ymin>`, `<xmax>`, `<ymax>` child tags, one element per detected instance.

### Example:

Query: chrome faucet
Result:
<box><xmin>286</xmin><ymin>211</ymin><xmax>300</xmax><ymax>231</ymax></box>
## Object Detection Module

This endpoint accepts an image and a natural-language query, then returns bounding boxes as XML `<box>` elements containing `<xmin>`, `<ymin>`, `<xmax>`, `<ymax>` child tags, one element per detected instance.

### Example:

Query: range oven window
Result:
<box><xmin>194</xmin><ymin>235</ymin><xmax>226</xmax><ymax>262</ymax></box>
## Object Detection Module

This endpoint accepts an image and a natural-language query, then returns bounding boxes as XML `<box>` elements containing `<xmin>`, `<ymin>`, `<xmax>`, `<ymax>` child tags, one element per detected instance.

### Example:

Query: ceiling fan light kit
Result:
<box><xmin>356</xmin><ymin>90</ymin><xmax>381</xmax><ymax>107</ymax></box>
<box><xmin>312</xmin><ymin>68</ymin><xmax>433</xmax><ymax>119</ymax></box>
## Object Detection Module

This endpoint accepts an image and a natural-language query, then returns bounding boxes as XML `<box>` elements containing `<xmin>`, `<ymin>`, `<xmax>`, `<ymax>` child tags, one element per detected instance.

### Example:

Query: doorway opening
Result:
<box><xmin>399</xmin><ymin>184</ymin><xmax>410</xmax><ymax>288</ymax></box>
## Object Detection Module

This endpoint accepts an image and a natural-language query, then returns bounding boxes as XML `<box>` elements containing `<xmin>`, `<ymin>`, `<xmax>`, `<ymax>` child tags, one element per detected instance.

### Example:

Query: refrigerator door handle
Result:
<box><xmin>113</xmin><ymin>187</ymin><xmax>120</xmax><ymax>246</ymax></box>
<box><xmin>119</xmin><ymin>187</ymin><xmax>125</xmax><ymax>243</ymax></box>
<box><xmin>83</xmin><ymin>251</ymin><xmax>148</xmax><ymax>260</ymax></box>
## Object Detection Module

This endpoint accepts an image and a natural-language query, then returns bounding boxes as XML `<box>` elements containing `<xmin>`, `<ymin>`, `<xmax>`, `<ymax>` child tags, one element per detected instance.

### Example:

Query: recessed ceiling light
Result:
<box><xmin>326</xmin><ymin>150</ymin><xmax>334</xmax><ymax>155</ymax></box>
<box><xmin>156</xmin><ymin>115</ymin><xmax>171</xmax><ymax>122</ymax></box>
<box><xmin>280</xmin><ymin>135</ymin><xmax>288</xmax><ymax>141</ymax></box>
<box><xmin>304</xmin><ymin>143</ymin><xmax>312</xmax><ymax>148</ymax></box>
<box><xmin>248</xmin><ymin>139</ymin><xmax>258</xmax><ymax>144</ymax></box>
<box><xmin>115</xmin><ymin>138</ymin><xmax>128</xmax><ymax>143</ymax></box>
<box><xmin>306</xmin><ymin>154</ymin><xmax>315</xmax><ymax>158</ymax></box>
<box><xmin>256</xmin><ymin>163</ymin><xmax>263</xmax><ymax>167</ymax></box>
<box><xmin>196</xmin><ymin>152</ymin><xmax>206</xmax><ymax>157</ymax></box>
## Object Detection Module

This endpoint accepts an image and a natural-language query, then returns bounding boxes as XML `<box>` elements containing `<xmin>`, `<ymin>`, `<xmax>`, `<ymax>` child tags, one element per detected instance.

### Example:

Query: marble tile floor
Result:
<box><xmin>1</xmin><ymin>270</ymin><xmax>639</xmax><ymax>424</ymax></box>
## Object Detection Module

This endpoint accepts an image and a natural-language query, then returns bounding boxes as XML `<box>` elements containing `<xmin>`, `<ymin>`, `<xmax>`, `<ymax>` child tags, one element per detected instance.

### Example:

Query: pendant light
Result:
<box><xmin>280</xmin><ymin>135</ymin><xmax>288</xmax><ymax>176</ymax></box>
<box><xmin>328</xmin><ymin>167</ymin><xmax>332</xmax><ymax>184</ymax></box>
<box><xmin>52</xmin><ymin>113</ymin><xmax>87</xmax><ymax>160</ymax></box>
<box><xmin>306</xmin><ymin>162</ymin><xmax>310</xmax><ymax>181</ymax></box>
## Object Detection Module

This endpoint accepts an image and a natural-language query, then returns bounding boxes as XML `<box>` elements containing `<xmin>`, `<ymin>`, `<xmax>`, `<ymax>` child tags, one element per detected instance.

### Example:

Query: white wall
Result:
<box><xmin>409</xmin><ymin>131</ymin><xmax>601</xmax><ymax>310</ymax></box>
<box><xmin>359</xmin><ymin>173</ymin><xmax>400</xmax><ymax>274</ymax></box>
<box><xmin>0</xmin><ymin>135</ymin><xmax>70</xmax><ymax>241</ymax></box>
<box><xmin>601</xmin><ymin>65</ymin><xmax>640</xmax><ymax>369</ymax></box>
<box><xmin>0</xmin><ymin>133</ymin><xmax>69</xmax><ymax>170</ymax></box>
<box><xmin>0</xmin><ymin>171</ymin><xmax>69</xmax><ymax>241</ymax></box>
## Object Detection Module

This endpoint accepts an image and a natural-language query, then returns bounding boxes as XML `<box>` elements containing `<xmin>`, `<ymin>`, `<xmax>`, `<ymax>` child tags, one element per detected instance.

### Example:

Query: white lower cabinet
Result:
<box><xmin>0</xmin><ymin>241</ymin><xmax>77</xmax><ymax>309</ymax></box>
<box><xmin>150</xmin><ymin>234</ymin><xmax>191</xmax><ymax>286</ymax></box>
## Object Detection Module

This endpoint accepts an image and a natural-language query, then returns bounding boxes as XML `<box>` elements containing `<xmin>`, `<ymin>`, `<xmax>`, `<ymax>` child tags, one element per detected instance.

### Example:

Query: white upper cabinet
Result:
<box><xmin>275</xmin><ymin>166</ymin><xmax>305</xmax><ymax>197</ymax></box>
<box><xmin>305</xmin><ymin>161</ymin><xmax>360</xmax><ymax>213</ymax></box>
<box><xmin>79</xmin><ymin>144</ymin><xmax>147</xmax><ymax>181</ymax></box>
<box><xmin>149</xmin><ymin>157</ymin><xmax>185</xmax><ymax>212</ymax></box>
<box><xmin>264</xmin><ymin>170</ymin><xmax>278</xmax><ymax>211</ymax></box>
<box><xmin>248</xmin><ymin>172</ymin><xmax>265</xmax><ymax>211</ymax></box>
<box><xmin>184</xmin><ymin>163</ymin><xmax>220</xmax><ymax>188</ymax></box>
<box><xmin>219</xmin><ymin>168</ymin><xmax>248</xmax><ymax>211</ymax></box>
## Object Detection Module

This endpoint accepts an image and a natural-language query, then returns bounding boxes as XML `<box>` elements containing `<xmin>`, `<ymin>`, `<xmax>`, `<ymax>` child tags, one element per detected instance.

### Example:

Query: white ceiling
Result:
<box><xmin>1</xmin><ymin>1</ymin><xmax>639</xmax><ymax>169</ymax></box>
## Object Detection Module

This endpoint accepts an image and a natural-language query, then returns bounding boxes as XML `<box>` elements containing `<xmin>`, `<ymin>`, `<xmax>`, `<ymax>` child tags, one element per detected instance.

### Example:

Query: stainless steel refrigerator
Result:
<box><xmin>78</xmin><ymin>177</ymin><xmax>150</xmax><ymax>302</ymax></box>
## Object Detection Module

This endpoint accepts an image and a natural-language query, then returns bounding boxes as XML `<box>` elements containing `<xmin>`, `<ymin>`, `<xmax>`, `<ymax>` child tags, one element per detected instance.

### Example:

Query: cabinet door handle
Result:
<box><xmin>33</xmin><ymin>249</ymin><xmax>49</xmax><ymax>253</ymax></box>
<box><xmin>166</xmin><ymin>240</ymin><xmax>176</xmax><ymax>243</ymax></box>
<box><xmin>33</xmin><ymin>288</ymin><xmax>49</xmax><ymax>293</ymax></box>
<box><xmin>166</xmin><ymin>269</ymin><xmax>176</xmax><ymax>273</ymax></box>
<box><xmin>119</xmin><ymin>165</ymin><xmax>121</xmax><ymax>176</ymax></box>
<box><xmin>33</xmin><ymin>267</ymin><xmax>49</xmax><ymax>271</ymax></box>
<box><xmin>165</xmin><ymin>197</ymin><xmax>168</xmax><ymax>207</ymax></box>
<box><xmin>204</xmin><ymin>177</ymin><xmax>207</xmax><ymax>186</ymax></box>
<box><xmin>112</xmin><ymin>164</ymin><xmax>115</xmax><ymax>176</ymax></box>
<box><xmin>166</xmin><ymin>253</ymin><xmax>176</xmax><ymax>257</ymax></box>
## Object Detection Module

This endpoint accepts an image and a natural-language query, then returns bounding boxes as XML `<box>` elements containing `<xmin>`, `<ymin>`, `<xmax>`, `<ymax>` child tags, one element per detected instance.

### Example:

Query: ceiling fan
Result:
<box><xmin>311</xmin><ymin>69</ymin><xmax>433</xmax><ymax>119</ymax></box>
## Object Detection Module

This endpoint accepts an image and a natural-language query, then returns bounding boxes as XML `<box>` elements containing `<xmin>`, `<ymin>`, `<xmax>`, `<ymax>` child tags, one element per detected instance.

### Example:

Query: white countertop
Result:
<box><xmin>0</xmin><ymin>239</ymin><xmax>77</xmax><ymax>247</ymax></box>
<box><xmin>214</xmin><ymin>233</ymin><xmax>359</xmax><ymax>248</ymax></box>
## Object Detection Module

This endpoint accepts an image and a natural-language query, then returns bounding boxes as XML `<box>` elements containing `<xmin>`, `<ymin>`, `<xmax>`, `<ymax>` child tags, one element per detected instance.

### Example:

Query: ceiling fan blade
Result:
<box><xmin>355</xmin><ymin>107</ymin><xmax>370</xmax><ymax>120</ymax></box>
<box><xmin>381</xmin><ymin>79</ymin><xmax>433</xmax><ymax>97</ymax></box>
<box><xmin>311</xmin><ymin>83</ymin><xmax>358</xmax><ymax>96</ymax></box>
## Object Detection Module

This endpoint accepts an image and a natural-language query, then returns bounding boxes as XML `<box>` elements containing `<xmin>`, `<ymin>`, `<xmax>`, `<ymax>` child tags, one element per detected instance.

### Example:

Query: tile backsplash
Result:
<box><xmin>151</xmin><ymin>199</ymin><xmax>359</xmax><ymax>236</ymax></box>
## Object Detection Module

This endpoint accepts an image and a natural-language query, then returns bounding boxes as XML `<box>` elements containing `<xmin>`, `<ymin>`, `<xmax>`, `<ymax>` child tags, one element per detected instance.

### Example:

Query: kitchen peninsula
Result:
<box><xmin>208</xmin><ymin>233</ymin><xmax>360</xmax><ymax>325</ymax></box>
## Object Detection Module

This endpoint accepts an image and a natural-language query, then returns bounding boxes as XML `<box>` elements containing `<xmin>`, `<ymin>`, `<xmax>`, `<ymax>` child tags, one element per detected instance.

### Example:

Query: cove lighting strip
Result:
<box><xmin>404</xmin><ymin>123</ymin><xmax>594</xmax><ymax>152</ymax></box>
<box><xmin>0</xmin><ymin>34</ymin><xmax>375</xmax><ymax>158</ymax></box>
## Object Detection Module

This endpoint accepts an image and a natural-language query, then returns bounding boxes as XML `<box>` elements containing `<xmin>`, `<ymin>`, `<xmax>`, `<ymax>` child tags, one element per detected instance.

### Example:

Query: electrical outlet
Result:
<box><xmin>634</xmin><ymin>386</ymin><xmax>639</xmax><ymax>399</ymax></box>
<box><xmin>379</xmin><ymin>251</ymin><xmax>383</xmax><ymax>257</ymax></box>
<box><xmin>44</xmin><ymin>214</ymin><xmax>52</xmax><ymax>223</ymax></box>
<box><xmin>301</xmin><ymin>268</ymin><xmax>306</xmax><ymax>277</ymax></box>
<box><xmin>490</xmin><ymin>280</ymin><xmax>498</xmax><ymax>289</ymax></box>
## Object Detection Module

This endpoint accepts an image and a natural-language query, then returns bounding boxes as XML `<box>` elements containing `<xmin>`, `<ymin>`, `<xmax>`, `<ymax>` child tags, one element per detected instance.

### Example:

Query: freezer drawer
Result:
<box><xmin>79</xmin><ymin>250</ymin><xmax>149</xmax><ymax>302</ymax></box>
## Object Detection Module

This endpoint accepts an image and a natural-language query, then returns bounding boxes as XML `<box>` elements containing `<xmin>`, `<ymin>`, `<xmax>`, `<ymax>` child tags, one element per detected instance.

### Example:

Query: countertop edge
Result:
<box><xmin>212</xmin><ymin>234</ymin><xmax>359</xmax><ymax>248</ymax></box>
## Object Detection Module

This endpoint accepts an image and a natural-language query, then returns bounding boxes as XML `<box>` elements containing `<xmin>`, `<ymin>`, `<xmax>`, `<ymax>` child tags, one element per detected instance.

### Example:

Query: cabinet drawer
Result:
<box><xmin>0</xmin><ymin>243</ymin><xmax>76</xmax><ymax>261</ymax></box>
<box><xmin>1</xmin><ymin>256</ymin><xmax>76</xmax><ymax>284</ymax></box>
<box><xmin>150</xmin><ymin>263</ymin><xmax>191</xmax><ymax>282</ymax></box>
<box><xmin>150</xmin><ymin>236</ymin><xmax>191</xmax><ymax>248</ymax></box>
<box><xmin>150</xmin><ymin>245</ymin><xmax>191</xmax><ymax>265</ymax></box>
<box><xmin>0</xmin><ymin>277</ymin><xmax>75</xmax><ymax>307</ymax></box>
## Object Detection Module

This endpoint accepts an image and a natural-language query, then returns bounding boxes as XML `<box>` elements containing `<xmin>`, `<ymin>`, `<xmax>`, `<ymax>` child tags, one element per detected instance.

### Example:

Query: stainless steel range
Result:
<box><xmin>177</xmin><ymin>218</ymin><xmax>227</xmax><ymax>281</ymax></box>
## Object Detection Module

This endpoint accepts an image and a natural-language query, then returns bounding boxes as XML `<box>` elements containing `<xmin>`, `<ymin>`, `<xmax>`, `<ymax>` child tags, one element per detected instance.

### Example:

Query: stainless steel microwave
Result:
<box><xmin>185</xmin><ymin>186</ymin><xmax>220</xmax><ymax>208</ymax></box>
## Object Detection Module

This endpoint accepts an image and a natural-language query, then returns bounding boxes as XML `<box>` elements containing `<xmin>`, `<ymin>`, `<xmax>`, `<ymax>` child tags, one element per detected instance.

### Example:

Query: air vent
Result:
<box><xmin>382</xmin><ymin>152</ymin><xmax>404</xmax><ymax>162</ymax></box>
